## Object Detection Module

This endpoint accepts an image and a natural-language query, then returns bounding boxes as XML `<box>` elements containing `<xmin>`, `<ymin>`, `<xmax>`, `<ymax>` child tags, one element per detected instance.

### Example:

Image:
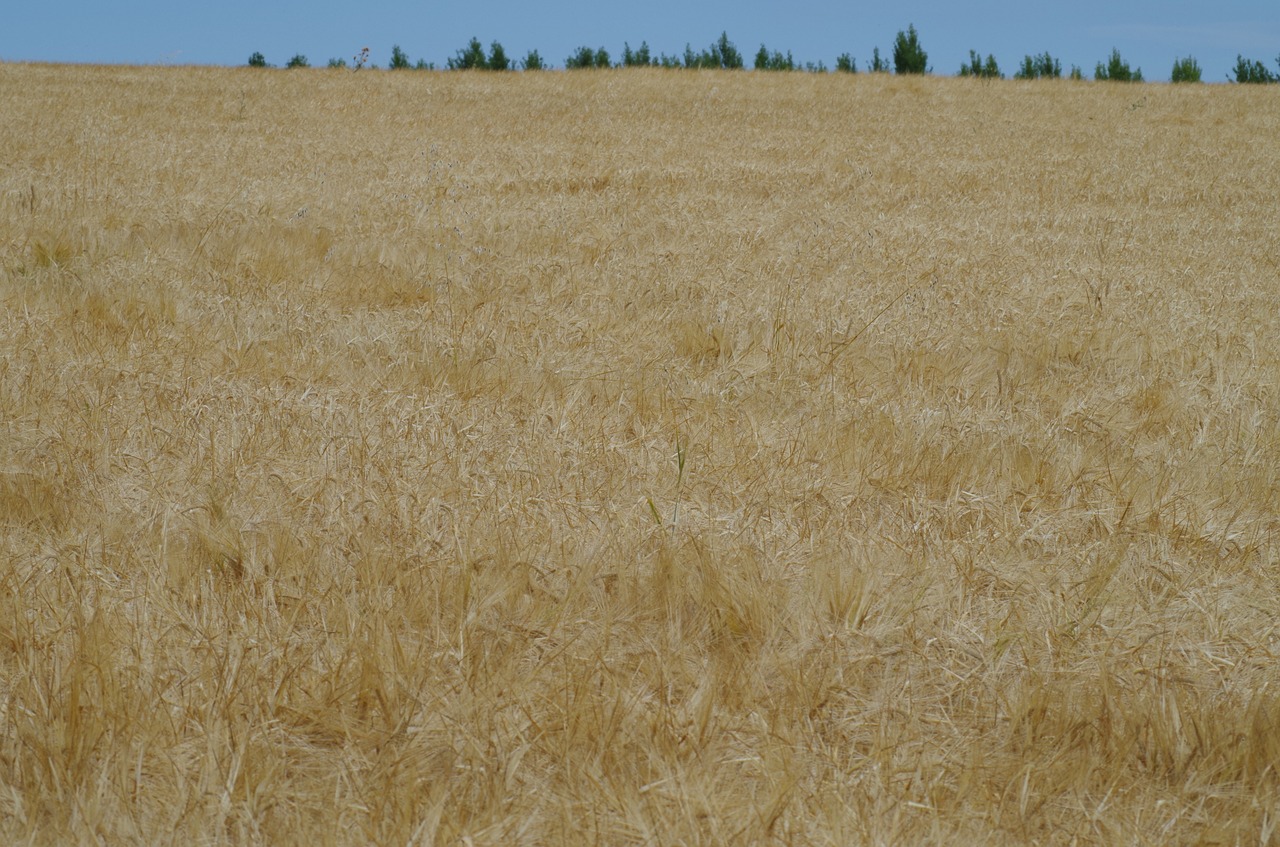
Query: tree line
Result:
<box><xmin>248</xmin><ymin>26</ymin><xmax>1280</xmax><ymax>83</ymax></box>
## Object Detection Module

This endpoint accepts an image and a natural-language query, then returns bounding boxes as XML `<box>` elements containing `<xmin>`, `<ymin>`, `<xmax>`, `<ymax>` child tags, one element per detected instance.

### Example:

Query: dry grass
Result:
<box><xmin>2</xmin><ymin>62</ymin><xmax>1279</xmax><ymax>845</ymax></box>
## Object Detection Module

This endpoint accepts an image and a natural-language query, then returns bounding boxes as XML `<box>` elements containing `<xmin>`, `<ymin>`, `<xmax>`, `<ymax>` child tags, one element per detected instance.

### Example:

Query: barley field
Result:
<box><xmin>2</xmin><ymin>62</ymin><xmax>1279</xmax><ymax>845</ymax></box>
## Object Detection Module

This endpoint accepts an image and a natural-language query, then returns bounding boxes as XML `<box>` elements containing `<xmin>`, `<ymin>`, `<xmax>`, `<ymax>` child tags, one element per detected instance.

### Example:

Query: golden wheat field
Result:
<box><xmin>2</xmin><ymin>61</ymin><xmax>1279</xmax><ymax>845</ymax></box>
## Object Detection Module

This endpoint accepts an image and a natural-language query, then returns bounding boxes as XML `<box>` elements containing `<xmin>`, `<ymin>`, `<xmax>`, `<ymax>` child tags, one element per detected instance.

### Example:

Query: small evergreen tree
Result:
<box><xmin>389</xmin><ymin>45</ymin><xmax>411</xmax><ymax>70</ymax></box>
<box><xmin>679</xmin><ymin>34</ymin><xmax>744</xmax><ymax>70</ymax></box>
<box><xmin>712</xmin><ymin>32</ymin><xmax>744</xmax><ymax>69</ymax></box>
<box><xmin>623</xmin><ymin>42</ymin><xmax>654</xmax><ymax>67</ymax></box>
<box><xmin>959</xmin><ymin>50</ymin><xmax>1001</xmax><ymax>78</ymax></box>
<box><xmin>836</xmin><ymin>53</ymin><xmax>856</xmax><ymax>73</ymax></box>
<box><xmin>1232</xmin><ymin>55</ymin><xmax>1277</xmax><ymax>83</ymax></box>
<box><xmin>248</xmin><ymin>52</ymin><xmax>268</xmax><ymax>68</ymax></box>
<box><xmin>448</xmin><ymin>38</ymin><xmax>488</xmax><ymax>70</ymax></box>
<box><xmin>488</xmin><ymin>41</ymin><xmax>510</xmax><ymax>71</ymax></box>
<box><xmin>563</xmin><ymin>46</ymin><xmax>596</xmax><ymax>69</ymax></box>
<box><xmin>892</xmin><ymin>25</ymin><xmax>928</xmax><ymax>74</ymax></box>
<box><xmin>285</xmin><ymin>54</ymin><xmax>309</xmax><ymax>69</ymax></box>
<box><xmin>1171</xmin><ymin>56</ymin><xmax>1201</xmax><ymax>83</ymax></box>
<box><xmin>327</xmin><ymin>57</ymin><xmax>347</xmax><ymax>69</ymax></box>
<box><xmin>1014</xmin><ymin>52</ymin><xmax>1061</xmax><ymax>80</ymax></box>
<box><xmin>870</xmin><ymin>47</ymin><xmax>889</xmax><ymax>73</ymax></box>
<box><xmin>1095</xmin><ymin>48</ymin><xmax>1142</xmax><ymax>82</ymax></box>
<box><xmin>1069</xmin><ymin>65</ymin><xmax>1083</xmax><ymax>80</ymax></box>
<box><xmin>522</xmin><ymin>50</ymin><xmax>544</xmax><ymax>70</ymax></box>
<box><xmin>754</xmin><ymin>45</ymin><xmax>794</xmax><ymax>71</ymax></box>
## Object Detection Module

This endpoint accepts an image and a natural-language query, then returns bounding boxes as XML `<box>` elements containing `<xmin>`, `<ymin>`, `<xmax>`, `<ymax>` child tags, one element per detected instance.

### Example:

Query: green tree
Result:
<box><xmin>389</xmin><ymin>45</ymin><xmax>411</xmax><ymax>70</ymax></box>
<box><xmin>1171</xmin><ymin>56</ymin><xmax>1201</xmax><ymax>83</ymax></box>
<box><xmin>285</xmin><ymin>54</ymin><xmax>309</xmax><ymax>69</ymax></box>
<box><xmin>622</xmin><ymin>42</ymin><xmax>653</xmax><ymax>67</ymax></box>
<box><xmin>1232</xmin><ymin>55</ymin><xmax>1277</xmax><ymax>83</ymax></box>
<box><xmin>488</xmin><ymin>41</ymin><xmax>510</xmax><ymax>71</ymax></box>
<box><xmin>892</xmin><ymin>24</ymin><xmax>928</xmax><ymax>74</ymax></box>
<box><xmin>327</xmin><ymin>57</ymin><xmax>347</xmax><ymax>69</ymax></box>
<box><xmin>448</xmin><ymin>37</ymin><xmax>488</xmax><ymax>70</ymax></box>
<box><xmin>959</xmin><ymin>50</ymin><xmax>1001</xmax><ymax>78</ymax></box>
<box><xmin>565</xmin><ymin>47</ymin><xmax>591</xmax><ymax>68</ymax></box>
<box><xmin>680</xmin><ymin>33</ymin><xmax>744</xmax><ymax>69</ymax></box>
<box><xmin>1069</xmin><ymin>65</ymin><xmax>1083</xmax><ymax>80</ymax></box>
<box><xmin>247</xmin><ymin>51</ymin><xmax>268</xmax><ymax>68</ymax></box>
<box><xmin>754</xmin><ymin>45</ymin><xmax>794</xmax><ymax>71</ymax></box>
<box><xmin>712</xmin><ymin>31</ymin><xmax>744</xmax><ymax>69</ymax></box>
<box><xmin>522</xmin><ymin>50</ymin><xmax>544</xmax><ymax>70</ymax></box>
<box><xmin>1014</xmin><ymin>52</ymin><xmax>1061</xmax><ymax>80</ymax></box>
<box><xmin>870</xmin><ymin>47</ymin><xmax>889</xmax><ymax>73</ymax></box>
<box><xmin>1095</xmin><ymin>48</ymin><xmax>1142</xmax><ymax>82</ymax></box>
<box><xmin>836</xmin><ymin>53</ymin><xmax>856</xmax><ymax>73</ymax></box>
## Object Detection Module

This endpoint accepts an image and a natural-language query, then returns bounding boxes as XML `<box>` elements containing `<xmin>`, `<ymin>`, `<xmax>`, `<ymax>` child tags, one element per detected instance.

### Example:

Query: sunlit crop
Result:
<box><xmin>2</xmin><ymin>63</ymin><xmax>1278</xmax><ymax>844</ymax></box>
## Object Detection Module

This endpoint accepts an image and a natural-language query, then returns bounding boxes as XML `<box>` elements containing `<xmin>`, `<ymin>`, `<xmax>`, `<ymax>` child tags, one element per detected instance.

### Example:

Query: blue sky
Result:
<box><xmin>3</xmin><ymin>1</ymin><xmax>1278</xmax><ymax>80</ymax></box>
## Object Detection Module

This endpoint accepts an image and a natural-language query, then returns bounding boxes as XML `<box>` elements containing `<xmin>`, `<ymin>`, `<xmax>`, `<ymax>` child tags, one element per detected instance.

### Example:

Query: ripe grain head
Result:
<box><xmin>1</xmin><ymin>62</ymin><xmax>1279</xmax><ymax>844</ymax></box>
